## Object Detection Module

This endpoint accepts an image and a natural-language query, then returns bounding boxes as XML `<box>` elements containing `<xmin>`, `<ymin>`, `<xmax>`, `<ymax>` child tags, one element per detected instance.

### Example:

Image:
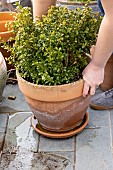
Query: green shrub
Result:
<box><xmin>3</xmin><ymin>4</ymin><xmax>102</xmax><ymax>85</ymax></box>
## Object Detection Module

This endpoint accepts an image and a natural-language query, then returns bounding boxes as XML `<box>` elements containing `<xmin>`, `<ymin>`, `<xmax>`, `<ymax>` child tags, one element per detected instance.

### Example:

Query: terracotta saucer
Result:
<box><xmin>30</xmin><ymin>112</ymin><xmax>89</xmax><ymax>138</ymax></box>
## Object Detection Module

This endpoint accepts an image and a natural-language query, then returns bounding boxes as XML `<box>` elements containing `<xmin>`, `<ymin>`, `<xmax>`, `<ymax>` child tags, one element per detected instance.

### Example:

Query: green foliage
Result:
<box><xmin>3</xmin><ymin>4</ymin><xmax>102</xmax><ymax>85</ymax></box>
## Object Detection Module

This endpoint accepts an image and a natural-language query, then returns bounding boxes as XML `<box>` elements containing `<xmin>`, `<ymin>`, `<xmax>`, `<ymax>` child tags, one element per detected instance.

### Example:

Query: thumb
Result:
<box><xmin>83</xmin><ymin>81</ymin><xmax>90</xmax><ymax>97</ymax></box>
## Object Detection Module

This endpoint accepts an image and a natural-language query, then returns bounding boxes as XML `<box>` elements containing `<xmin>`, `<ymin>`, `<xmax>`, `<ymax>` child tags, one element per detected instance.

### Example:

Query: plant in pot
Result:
<box><xmin>2</xmin><ymin>4</ymin><xmax>102</xmax><ymax>138</ymax></box>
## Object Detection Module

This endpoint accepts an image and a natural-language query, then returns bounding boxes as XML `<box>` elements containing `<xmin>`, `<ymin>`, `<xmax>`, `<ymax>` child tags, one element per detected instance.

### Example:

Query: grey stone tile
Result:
<box><xmin>8</xmin><ymin>112</ymin><xmax>32</xmax><ymax>129</ymax></box>
<box><xmin>110</xmin><ymin>109</ymin><xmax>113</xmax><ymax>125</ymax></box>
<box><xmin>109</xmin><ymin>110</ymin><xmax>113</xmax><ymax>147</ymax></box>
<box><xmin>76</xmin><ymin>127</ymin><xmax>113</xmax><ymax>170</ymax></box>
<box><xmin>0</xmin><ymin>133</ymin><xmax>5</xmax><ymax>152</ymax></box>
<box><xmin>39</xmin><ymin>136</ymin><xmax>75</xmax><ymax>152</ymax></box>
<box><xmin>87</xmin><ymin>107</ymin><xmax>110</xmax><ymax>128</ymax></box>
<box><xmin>0</xmin><ymin>114</ymin><xmax>9</xmax><ymax>152</ymax></box>
<box><xmin>3</xmin><ymin>113</ymin><xmax>39</xmax><ymax>153</ymax></box>
<box><xmin>0</xmin><ymin>113</ymin><xmax>9</xmax><ymax>132</ymax></box>
<box><xmin>1</xmin><ymin>84</ymin><xmax>30</xmax><ymax>113</ymax></box>
<box><xmin>0</xmin><ymin>152</ymin><xmax>69</xmax><ymax>170</ymax></box>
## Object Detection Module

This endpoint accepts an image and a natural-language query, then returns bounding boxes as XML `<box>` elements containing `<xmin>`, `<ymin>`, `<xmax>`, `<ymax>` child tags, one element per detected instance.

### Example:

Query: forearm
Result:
<box><xmin>1</xmin><ymin>0</ymin><xmax>7</xmax><ymax>5</ymax></box>
<box><xmin>92</xmin><ymin>15</ymin><xmax>113</xmax><ymax>67</ymax></box>
<box><xmin>91</xmin><ymin>0</ymin><xmax>113</xmax><ymax>68</ymax></box>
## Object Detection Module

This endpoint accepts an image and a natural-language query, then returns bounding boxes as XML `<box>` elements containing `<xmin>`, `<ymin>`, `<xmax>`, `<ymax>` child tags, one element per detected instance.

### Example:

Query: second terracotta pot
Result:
<box><xmin>16</xmin><ymin>71</ymin><xmax>90</xmax><ymax>132</ymax></box>
<box><xmin>0</xmin><ymin>12</ymin><xmax>16</xmax><ymax>70</ymax></box>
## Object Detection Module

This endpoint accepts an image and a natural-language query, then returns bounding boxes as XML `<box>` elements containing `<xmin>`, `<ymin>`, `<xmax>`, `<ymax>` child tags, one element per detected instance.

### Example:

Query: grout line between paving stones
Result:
<box><xmin>74</xmin><ymin>136</ymin><xmax>76</xmax><ymax>170</ymax></box>
<box><xmin>37</xmin><ymin>135</ymin><xmax>40</xmax><ymax>152</ymax></box>
<box><xmin>0</xmin><ymin>114</ymin><xmax>9</xmax><ymax>152</ymax></box>
<box><xmin>109</xmin><ymin>110</ymin><xmax>113</xmax><ymax>156</ymax></box>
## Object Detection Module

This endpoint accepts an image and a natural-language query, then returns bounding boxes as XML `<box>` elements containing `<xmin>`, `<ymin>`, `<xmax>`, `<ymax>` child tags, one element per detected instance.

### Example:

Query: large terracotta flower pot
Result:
<box><xmin>0</xmin><ymin>52</ymin><xmax>7</xmax><ymax>97</ymax></box>
<box><xmin>16</xmin><ymin>70</ymin><xmax>91</xmax><ymax>132</ymax></box>
<box><xmin>0</xmin><ymin>12</ymin><xmax>16</xmax><ymax>70</ymax></box>
<box><xmin>32</xmin><ymin>0</ymin><xmax>57</xmax><ymax>20</ymax></box>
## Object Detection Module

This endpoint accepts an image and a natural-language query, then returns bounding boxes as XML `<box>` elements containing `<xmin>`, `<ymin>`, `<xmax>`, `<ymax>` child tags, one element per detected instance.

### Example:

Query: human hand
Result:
<box><xmin>82</xmin><ymin>61</ymin><xmax>104</xmax><ymax>97</ymax></box>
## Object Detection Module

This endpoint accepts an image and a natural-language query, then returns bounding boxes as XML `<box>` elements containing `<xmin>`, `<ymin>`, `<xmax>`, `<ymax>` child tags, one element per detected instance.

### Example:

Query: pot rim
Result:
<box><xmin>16</xmin><ymin>70</ymin><xmax>84</xmax><ymax>101</ymax></box>
<box><xmin>0</xmin><ymin>12</ymin><xmax>16</xmax><ymax>19</ymax></box>
<box><xmin>16</xmin><ymin>69</ymin><xmax>83</xmax><ymax>88</ymax></box>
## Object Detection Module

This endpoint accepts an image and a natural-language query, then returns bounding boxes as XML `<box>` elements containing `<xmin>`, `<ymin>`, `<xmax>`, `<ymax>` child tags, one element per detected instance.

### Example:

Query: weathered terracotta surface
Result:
<box><xmin>27</xmin><ymin>95</ymin><xmax>90</xmax><ymax>132</ymax></box>
<box><xmin>32</xmin><ymin>0</ymin><xmax>57</xmax><ymax>20</ymax></box>
<box><xmin>0</xmin><ymin>12</ymin><xmax>16</xmax><ymax>70</ymax></box>
<box><xmin>16</xmin><ymin>71</ymin><xmax>91</xmax><ymax>132</ymax></box>
<box><xmin>31</xmin><ymin>112</ymin><xmax>89</xmax><ymax>138</ymax></box>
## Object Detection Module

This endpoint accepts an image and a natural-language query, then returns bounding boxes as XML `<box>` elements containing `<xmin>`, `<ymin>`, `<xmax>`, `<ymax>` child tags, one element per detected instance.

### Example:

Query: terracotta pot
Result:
<box><xmin>0</xmin><ymin>12</ymin><xmax>16</xmax><ymax>70</ymax></box>
<box><xmin>32</xmin><ymin>0</ymin><xmax>57</xmax><ymax>20</ymax></box>
<box><xmin>16</xmin><ymin>70</ymin><xmax>91</xmax><ymax>132</ymax></box>
<box><xmin>0</xmin><ymin>52</ymin><xmax>7</xmax><ymax>97</ymax></box>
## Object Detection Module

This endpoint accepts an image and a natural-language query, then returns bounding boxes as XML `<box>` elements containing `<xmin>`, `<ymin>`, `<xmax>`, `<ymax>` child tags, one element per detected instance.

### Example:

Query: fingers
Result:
<box><xmin>83</xmin><ymin>81</ymin><xmax>90</xmax><ymax>97</ymax></box>
<box><xmin>83</xmin><ymin>82</ymin><xmax>96</xmax><ymax>97</ymax></box>
<box><xmin>90</xmin><ymin>85</ymin><xmax>96</xmax><ymax>96</ymax></box>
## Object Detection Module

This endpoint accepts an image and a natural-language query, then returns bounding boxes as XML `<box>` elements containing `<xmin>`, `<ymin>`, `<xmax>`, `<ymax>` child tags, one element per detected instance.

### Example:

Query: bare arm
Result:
<box><xmin>83</xmin><ymin>0</ymin><xmax>113</xmax><ymax>96</ymax></box>
<box><xmin>92</xmin><ymin>0</ymin><xmax>113</xmax><ymax>67</ymax></box>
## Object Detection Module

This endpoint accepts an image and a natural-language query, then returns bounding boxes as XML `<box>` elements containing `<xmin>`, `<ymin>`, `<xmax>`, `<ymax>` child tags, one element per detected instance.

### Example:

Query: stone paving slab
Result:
<box><xmin>1</xmin><ymin>85</ymin><xmax>113</xmax><ymax>169</ymax></box>
<box><xmin>0</xmin><ymin>152</ymin><xmax>69</xmax><ymax>170</ymax></box>
<box><xmin>1</xmin><ymin>84</ymin><xmax>30</xmax><ymax>113</ymax></box>
<box><xmin>0</xmin><ymin>112</ymin><xmax>75</xmax><ymax>170</ymax></box>
<box><xmin>3</xmin><ymin>113</ymin><xmax>39</xmax><ymax>153</ymax></box>
<box><xmin>109</xmin><ymin>109</ymin><xmax>113</xmax><ymax>148</ymax></box>
<box><xmin>87</xmin><ymin>107</ymin><xmax>110</xmax><ymax>128</ymax></box>
<box><xmin>0</xmin><ymin>114</ymin><xmax>9</xmax><ymax>152</ymax></box>
<box><xmin>39</xmin><ymin>135</ymin><xmax>75</xmax><ymax>152</ymax></box>
<box><xmin>76</xmin><ymin>126</ymin><xmax>113</xmax><ymax>170</ymax></box>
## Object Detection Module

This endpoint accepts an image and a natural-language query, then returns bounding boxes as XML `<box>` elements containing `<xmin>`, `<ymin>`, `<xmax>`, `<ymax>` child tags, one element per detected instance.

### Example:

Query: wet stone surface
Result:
<box><xmin>0</xmin><ymin>114</ymin><xmax>9</xmax><ymax>152</ymax></box>
<box><xmin>0</xmin><ymin>152</ymin><xmax>69</xmax><ymax>170</ymax></box>
<box><xmin>3</xmin><ymin>113</ymin><xmax>39</xmax><ymax>154</ymax></box>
